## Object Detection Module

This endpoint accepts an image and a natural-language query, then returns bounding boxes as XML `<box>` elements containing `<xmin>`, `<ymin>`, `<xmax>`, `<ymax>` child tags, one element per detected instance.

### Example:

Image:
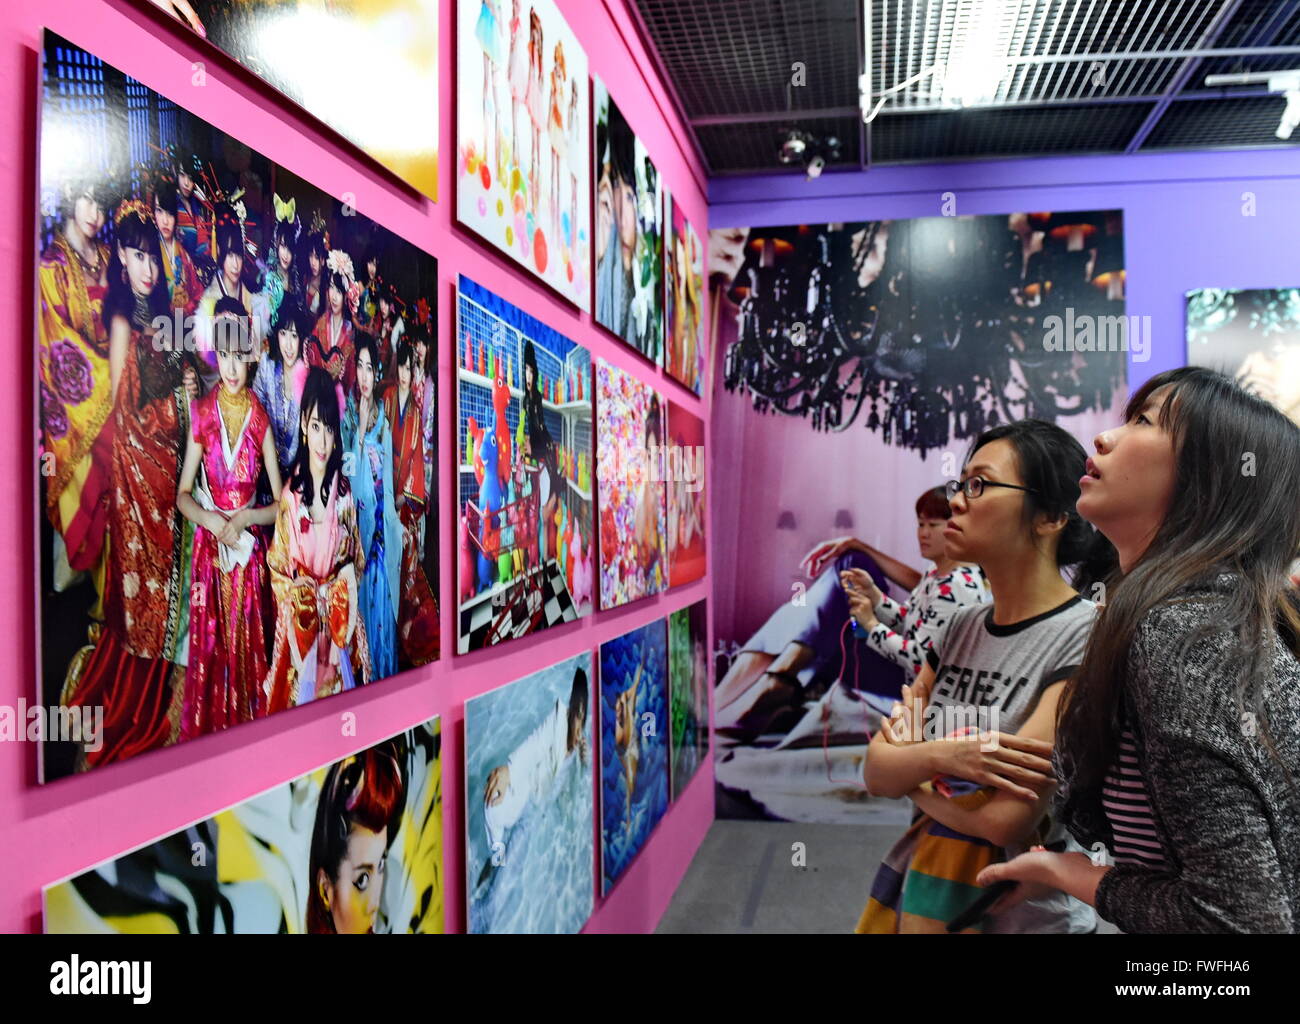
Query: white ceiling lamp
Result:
<box><xmin>939</xmin><ymin>0</ymin><xmax>1020</xmax><ymax>108</ymax></box>
<box><xmin>1204</xmin><ymin>70</ymin><xmax>1300</xmax><ymax>140</ymax></box>
<box><xmin>860</xmin><ymin>0</ymin><xmax>1021</xmax><ymax>123</ymax></box>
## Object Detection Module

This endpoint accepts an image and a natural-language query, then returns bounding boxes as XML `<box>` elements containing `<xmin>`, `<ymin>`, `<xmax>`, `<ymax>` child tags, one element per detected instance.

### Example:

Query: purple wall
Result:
<box><xmin>711</xmin><ymin>148</ymin><xmax>1300</xmax><ymax>392</ymax></box>
<box><xmin>706</xmin><ymin>148</ymin><xmax>1300</xmax><ymax>651</ymax></box>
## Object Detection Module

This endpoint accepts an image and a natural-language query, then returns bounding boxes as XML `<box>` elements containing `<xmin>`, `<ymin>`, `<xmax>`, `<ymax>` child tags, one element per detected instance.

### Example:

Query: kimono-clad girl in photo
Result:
<box><xmin>301</xmin><ymin>230</ymin><xmax>328</xmax><ymax>317</ymax></box>
<box><xmin>253</xmin><ymin>294</ymin><xmax>310</xmax><ymax>476</ymax></box>
<box><xmin>382</xmin><ymin>339</ymin><xmax>440</xmax><ymax>667</ymax></box>
<box><xmin>173</xmin><ymin>151</ymin><xmax>209</xmax><ymax>260</ymax></box>
<box><xmin>312</xmin><ymin>260</ymin><xmax>358</xmax><ymax>395</ymax></box>
<box><xmin>263</xmin><ymin>367</ymin><xmax>371</xmax><ymax>711</ymax></box>
<box><xmin>195</xmin><ymin>203</ymin><xmax>269</xmax><ymax>389</ymax></box>
<box><xmin>342</xmin><ymin>334</ymin><xmax>401</xmax><ymax>680</ymax></box>
<box><xmin>176</xmin><ymin>298</ymin><xmax>282</xmax><ymax>739</ymax></box>
<box><xmin>264</xmin><ymin>193</ymin><xmax>302</xmax><ymax>323</ymax></box>
<box><xmin>372</xmin><ymin>283</ymin><xmax>405</xmax><ymax>383</ymax></box>
<box><xmin>412</xmin><ymin>328</ymin><xmax>437</xmax><ymax>561</ymax></box>
<box><xmin>307</xmin><ymin>744</ymin><xmax>405</xmax><ymax>934</ymax></box>
<box><xmin>546</xmin><ymin>41</ymin><xmax>567</xmax><ymax>242</ymax></box>
<box><xmin>39</xmin><ymin>176</ymin><xmax>115</xmax><ymax>584</ymax></box>
<box><xmin>356</xmin><ymin>248</ymin><xmax>381</xmax><ymax>333</ymax></box>
<box><xmin>64</xmin><ymin>199</ymin><xmax>201</xmax><ymax>768</ymax></box>
<box><xmin>523</xmin><ymin>8</ymin><xmax>545</xmax><ymax>217</ymax></box>
<box><xmin>152</xmin><ymin>176</ymin><xmax>201</xmax><ymax>318</ymax></box>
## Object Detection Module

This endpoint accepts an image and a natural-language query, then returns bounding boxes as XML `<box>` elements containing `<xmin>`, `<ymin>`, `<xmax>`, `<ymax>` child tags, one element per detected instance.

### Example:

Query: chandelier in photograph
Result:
<box><xmin>719</xmin><ymin>212</ymin><xmax>1127</xmax><ymax>455</ymax></box>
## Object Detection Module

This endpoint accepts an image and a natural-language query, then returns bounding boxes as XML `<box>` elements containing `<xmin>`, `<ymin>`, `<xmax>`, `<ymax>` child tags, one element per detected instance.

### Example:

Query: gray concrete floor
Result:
<box><xmin>656</xmin><ymin>819</ymin><xmax>1119</xmax><ymax>933</ymax></box>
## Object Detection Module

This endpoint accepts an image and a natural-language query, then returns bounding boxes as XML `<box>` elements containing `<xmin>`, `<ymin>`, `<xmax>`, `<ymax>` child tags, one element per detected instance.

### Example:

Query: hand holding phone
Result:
<box><xmin>946</xmin><ymin>839</ymin><xmax>1069</xmax><ymax>933</ymax></box>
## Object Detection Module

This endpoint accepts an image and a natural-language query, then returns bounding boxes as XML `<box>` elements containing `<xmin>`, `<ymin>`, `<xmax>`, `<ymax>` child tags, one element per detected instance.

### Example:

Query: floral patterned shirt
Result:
<box><xmin>857</xmin><ymin>564</ymin><xmax>991</xmax><ymax>675</ymax></box>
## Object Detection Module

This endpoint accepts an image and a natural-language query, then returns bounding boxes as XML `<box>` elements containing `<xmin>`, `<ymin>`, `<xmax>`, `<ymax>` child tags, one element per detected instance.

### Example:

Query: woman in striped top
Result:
<box><xmin>977</xmin><ymin>367</ymin><xmax>1300</xmax><ymax>932</ymax></box>
<box><xmin>1100</xmin><ymin>729</ymin><xmax>1166</xmax><ymax>869</ymax></box>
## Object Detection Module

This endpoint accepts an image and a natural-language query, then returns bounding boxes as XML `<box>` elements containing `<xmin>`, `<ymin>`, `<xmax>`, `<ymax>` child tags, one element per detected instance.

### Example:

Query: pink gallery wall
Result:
<box><xmin>0</xmin><ymin>0</ymin><xmax>713</xmax><ymax>934</ymax></box>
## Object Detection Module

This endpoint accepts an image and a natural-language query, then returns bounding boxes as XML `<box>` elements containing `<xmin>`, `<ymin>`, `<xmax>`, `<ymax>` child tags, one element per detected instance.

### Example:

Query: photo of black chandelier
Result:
<box><xmin>715</xmin><ymin>211</ymin><xmax>1127</xmax><ymax>455</ymax></box>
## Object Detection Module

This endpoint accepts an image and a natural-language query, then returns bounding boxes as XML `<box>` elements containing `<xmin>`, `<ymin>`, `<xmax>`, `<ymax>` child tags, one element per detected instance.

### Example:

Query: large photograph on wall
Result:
<box><xmin>666</xmin><ymin>400</ymin><xmax>706</xmax><ymax>587</ymax></box>
<box><xmin>600</xmin><ymin>618</ymin><xmax>668</xmax><ymax>894</ymax></box>
<box><xmin>465</xmin><ymin>652</ymin><xmax>594</xmax><ymax>933</ymax></box>
<box><xmin>45</xmin><ymin>717</ymin><xmax>443</xmax><ymax>933</ymax></box>
<box><xmin>595</xmin><ymin>359</ymin><xmax>666</xmax><ymax>608</ymax></box>
<box><xmin>593</xmin><ymin>76</ymin><xmax>663</xmax><ymax>363</ymax></box>
<box><xmin>669</xmin><ymin>598</ymin><xmax>708</xmax><ymax>801</ymax></box>
<box><xmin>144</xmin><ymin>0</ymin><xmax>439</xmax><ymax>200</ymax></box>
<box><xmin>456</xmin><ymin>276</ymin><xmax>594</xmax><ymax>653</ymax></box>
<box><xmin>1186</xmin><ymin>287</ymin><xmax>1300</xmax><ymax>426</ymax></box>
<box><xmin>665</xmin><ymin>194</ymin><xmax>706</xmax><ymax>394</ymax></box>
<box><xmin>708</xmin><ymin>212</ymin><xmax>1129</xmax><ymax>823</ymax></box>
<box><xmin>37</xmin><ymin>32</ymin><xmax>440</xmax><ymax>783</ymax></box>
<box><xmin>455</xmin><ymin>0</ymin><xmax>590</xmax><ymax>310</ymax></box>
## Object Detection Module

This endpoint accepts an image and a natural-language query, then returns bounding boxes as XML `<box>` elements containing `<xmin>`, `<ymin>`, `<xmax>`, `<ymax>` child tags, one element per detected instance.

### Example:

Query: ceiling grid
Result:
<box><xmin>634</xmin><ymin>0</ymin><xmax>1300</xmax><ymax>172</ymax></box>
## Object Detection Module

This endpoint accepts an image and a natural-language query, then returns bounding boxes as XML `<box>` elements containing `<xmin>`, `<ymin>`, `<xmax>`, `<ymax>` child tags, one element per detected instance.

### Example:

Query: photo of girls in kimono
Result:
<box><xmin>456</xmin><ymin>0</ymin><xmax>590</xmax><ymax>309</ymax></box>
<box><xmin>594</xmin><ymin>77</ymin><xmax>664</xmax><ymax>365</ymax></box>
<box><xmin>37</xmin><ymin>34</ymin><xmax>440</xmax><ymax>783</ymax></box>
<box><xmin>45</xmin><ymin>720</ymin><xmax>443</xmax><ymax>934</ymax></box>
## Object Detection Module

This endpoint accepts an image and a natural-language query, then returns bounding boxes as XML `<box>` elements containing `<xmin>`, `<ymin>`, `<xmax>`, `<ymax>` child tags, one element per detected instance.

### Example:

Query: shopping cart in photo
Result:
<box><xmin>465</xmin><ymin>462</ymin><xmax>547</xmax><ymax>647</ymax></box>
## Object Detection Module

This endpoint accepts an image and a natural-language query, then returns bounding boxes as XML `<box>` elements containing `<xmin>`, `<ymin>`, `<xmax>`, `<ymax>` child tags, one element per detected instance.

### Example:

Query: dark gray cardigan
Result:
<box><xmin>1056</xmin><ymin>573</ymin><xmax>1300</xmax><ymax>933</ymax></box>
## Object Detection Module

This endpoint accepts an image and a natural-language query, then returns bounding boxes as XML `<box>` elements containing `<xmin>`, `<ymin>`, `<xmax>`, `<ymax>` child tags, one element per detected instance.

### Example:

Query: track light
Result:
<box><xmin>1204</xmin><ymin>70</ymin><xmax>1300</xmax><ymax>141</ymax></box>
<box><xmin>777</xmin><ymin>129</ymin><xmax>842</xmax><ymax>179</ymax></box>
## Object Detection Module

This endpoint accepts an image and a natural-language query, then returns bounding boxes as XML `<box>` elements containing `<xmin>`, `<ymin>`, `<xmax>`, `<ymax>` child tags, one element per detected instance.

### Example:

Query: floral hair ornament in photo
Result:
<box><xmin>308</xmin><ymin>207</ymin><xmax>330</xmax><ymax>250</ymax></box>
<box><xmin>414</xmin><ymin>297</ymin><xmax>432</xmax><ymax>330</ymax></box>
<box><xmin>114</xmin><ymin>196</ymin><xmax>154</xmax><ymax>230</ymax></box>
<box><xmin>201</xmin><ymin>164</ymin><xmax>259</xmax><ymax>261</ymax></box>
<box><xmin>326</xmin><ymin>249</ymin><xmax>356</xmax><ymax>284</ymax></box>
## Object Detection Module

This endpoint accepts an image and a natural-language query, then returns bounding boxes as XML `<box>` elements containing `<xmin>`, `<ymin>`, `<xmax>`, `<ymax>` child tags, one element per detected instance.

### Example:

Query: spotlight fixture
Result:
<box><xmin>778</xmin><ymin>129</ymin><xmax>810</xmax><ymax>165</ymax></box>
<box><xmin>777</xmin><ymin>129</ymin><xmax>843</xmax><ymax>179</ymax></box>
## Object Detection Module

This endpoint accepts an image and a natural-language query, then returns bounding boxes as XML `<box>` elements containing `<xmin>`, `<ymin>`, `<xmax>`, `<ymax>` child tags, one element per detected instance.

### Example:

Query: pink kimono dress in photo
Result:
<box><xmin>180</xmin><ymin>390</ymin><xmax>274</xmax><ymax>739</ymax></box>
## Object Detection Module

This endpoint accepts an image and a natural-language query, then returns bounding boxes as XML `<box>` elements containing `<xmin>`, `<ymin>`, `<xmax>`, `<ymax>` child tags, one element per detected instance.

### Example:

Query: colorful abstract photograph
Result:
<box><xmin>456</xmin><ymin>276</ymin><xmax>594</xmax><ymax>652</ymax></box>
<box><xmin>669</xmin><ymin>599</ymin><xmax>708</xmax><ymax>801</ymax></box>
<box><xmin>456</xmin><ymin>0</ymin><xmax>590</xmax><ymax>309</ymax></box>
<box><xmin>599</xmin><ymin>618</ymin><xmax>668</xmax><ymax>894</ymax></box>
<box><xmin>595</xmin><ymin>359</ymin><xmax>666</xmax><ymax>608</ymax></box>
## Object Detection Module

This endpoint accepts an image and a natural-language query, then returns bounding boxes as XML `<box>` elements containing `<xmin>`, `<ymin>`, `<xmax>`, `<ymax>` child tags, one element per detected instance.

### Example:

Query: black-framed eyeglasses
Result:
<box><xmin>945</xmin><ymin>477</ymin><xmax>1038</xmax><ymax>500</ymax></box>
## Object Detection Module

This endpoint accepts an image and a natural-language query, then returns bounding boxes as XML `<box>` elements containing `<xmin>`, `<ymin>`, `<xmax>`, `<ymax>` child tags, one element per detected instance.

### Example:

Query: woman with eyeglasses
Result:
<box><xmin>977</xmin><ymin>367</ymin><xmax>1300</xmax><ymax>933</ymax></box>
<box><xmin>858</xmin><ymin>418</ymin><xmax>1115</xmax><ymax>933</ymax></box>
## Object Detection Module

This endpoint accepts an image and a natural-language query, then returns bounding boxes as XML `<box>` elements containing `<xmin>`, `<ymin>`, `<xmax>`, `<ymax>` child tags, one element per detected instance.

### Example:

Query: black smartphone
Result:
<box><xmin>945</xmin><ymin>839</ymin><xmax>1071</xmax><ymax>933</ymax></box>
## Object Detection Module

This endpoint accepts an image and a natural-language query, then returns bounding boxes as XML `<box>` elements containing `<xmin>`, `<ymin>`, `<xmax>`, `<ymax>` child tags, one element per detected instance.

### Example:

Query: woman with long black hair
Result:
<box><xmin>978</xmin><ymin>366</ymin><xmax>1300</xmax><ymax>933</ymax></box>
